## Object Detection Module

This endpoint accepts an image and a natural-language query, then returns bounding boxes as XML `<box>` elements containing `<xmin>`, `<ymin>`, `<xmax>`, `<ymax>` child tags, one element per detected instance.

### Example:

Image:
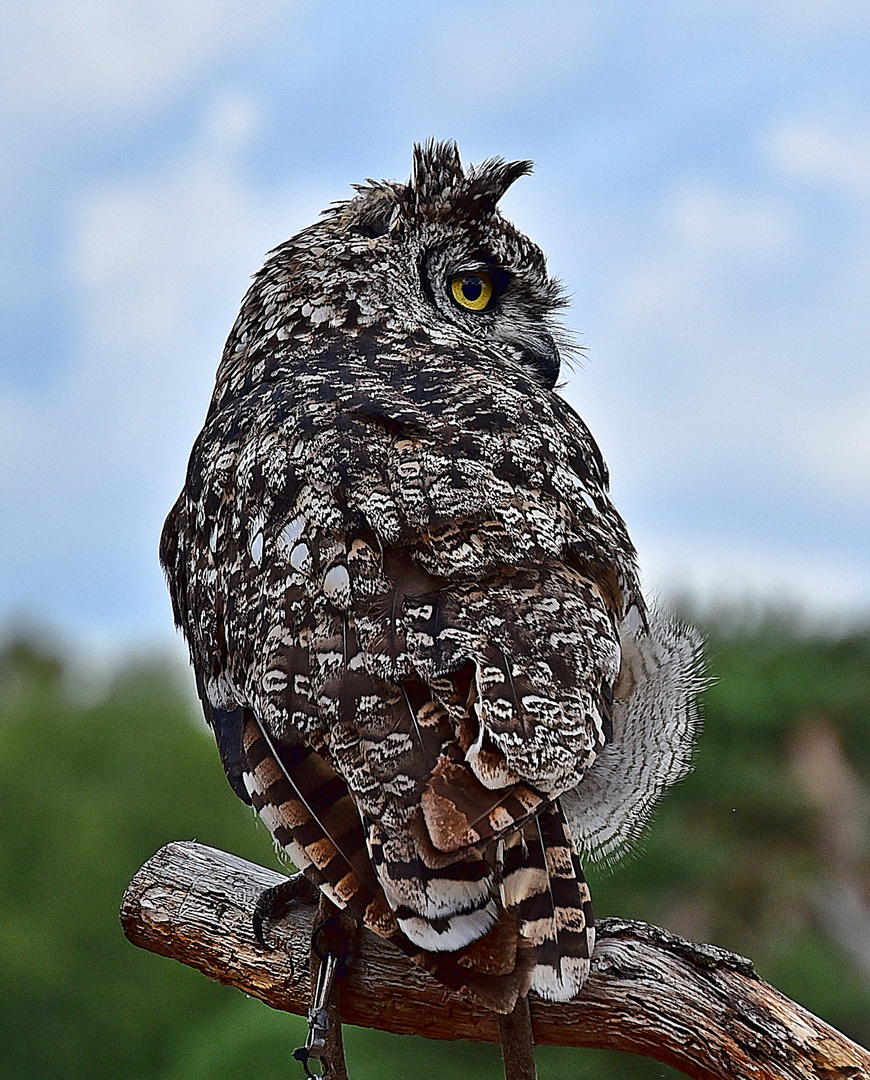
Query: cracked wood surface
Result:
<box><xmin>120</xmin><ymin>841</ymin><xmax>870</xmax><ymax>1079</ymax></box>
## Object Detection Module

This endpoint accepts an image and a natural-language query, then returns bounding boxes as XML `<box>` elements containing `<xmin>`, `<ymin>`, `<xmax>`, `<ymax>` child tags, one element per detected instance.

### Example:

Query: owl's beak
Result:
<box><xmin>520</xmin><ymin>332</ymin><xmax>561</xmax><ymax>389</ymax></box>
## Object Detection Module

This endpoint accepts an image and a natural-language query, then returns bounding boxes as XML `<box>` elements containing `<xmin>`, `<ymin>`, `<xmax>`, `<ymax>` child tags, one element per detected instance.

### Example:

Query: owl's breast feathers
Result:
<box><xmin>161</xmin><ymin>336</ymin><xmax>641</xmax><ymax>1010</ymax></box>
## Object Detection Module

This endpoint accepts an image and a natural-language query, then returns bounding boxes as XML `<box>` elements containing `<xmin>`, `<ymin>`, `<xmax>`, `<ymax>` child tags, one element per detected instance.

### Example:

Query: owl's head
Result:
<box><xmin>224</xmin><ymin>142</ymin><xmax>572</xmax><ymax>393</ymax></box>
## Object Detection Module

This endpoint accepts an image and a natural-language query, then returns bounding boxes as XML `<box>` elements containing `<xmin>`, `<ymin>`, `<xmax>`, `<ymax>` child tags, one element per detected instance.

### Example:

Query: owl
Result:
<box><xmin>160</xmin><ymin>141</ymin><xmax>702</xmax><ymax>1014</ymax></box>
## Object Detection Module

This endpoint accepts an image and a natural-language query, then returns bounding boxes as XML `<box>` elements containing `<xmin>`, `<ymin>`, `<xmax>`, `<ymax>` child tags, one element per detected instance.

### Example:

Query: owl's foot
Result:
<box><xmin>253</xmin><ymin>871</ymin><xmax>320</xmax><ymax>948</ymax></box>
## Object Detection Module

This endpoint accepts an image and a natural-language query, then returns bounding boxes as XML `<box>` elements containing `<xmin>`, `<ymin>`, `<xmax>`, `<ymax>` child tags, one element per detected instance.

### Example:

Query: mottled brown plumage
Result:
<box><xmin>161</xmin><ymin>141</ymin><xmax>702</xmax><ymax>1013</ymax></box>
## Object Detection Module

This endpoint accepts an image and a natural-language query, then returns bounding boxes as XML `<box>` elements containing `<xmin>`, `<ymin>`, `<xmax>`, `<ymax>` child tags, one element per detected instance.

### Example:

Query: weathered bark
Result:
<box><xmin>121</xmin><ymin>841</ymin><xmax>870</xmax><ymax>1079</ymax></box>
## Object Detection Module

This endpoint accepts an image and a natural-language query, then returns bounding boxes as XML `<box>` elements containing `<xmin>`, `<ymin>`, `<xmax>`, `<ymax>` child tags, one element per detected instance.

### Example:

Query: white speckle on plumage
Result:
<box><xmin>250</xmin><ymin>531</ymin><xmax>264</xmax><ymax>566</ymax></box>
<box><xmin>323</xmin><ymin>564</ymin><xmax>351</xmax><ymax>604</ymax></box>
<box><xmin>289</xmin><ymin>542</ymin><xmax>310</xmax><ymax>571</ymax></box>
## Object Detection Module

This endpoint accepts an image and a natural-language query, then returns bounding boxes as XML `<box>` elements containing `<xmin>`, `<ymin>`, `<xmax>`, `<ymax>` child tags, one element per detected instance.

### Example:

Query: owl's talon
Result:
<box><xmin>253</xmin><ymin>872</ymin><xmax>319</xmax><ymax>948</ymax></box>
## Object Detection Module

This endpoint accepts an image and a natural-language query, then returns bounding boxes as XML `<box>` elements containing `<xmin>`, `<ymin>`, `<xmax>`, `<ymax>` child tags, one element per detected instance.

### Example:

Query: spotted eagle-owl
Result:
<box><xmin>161</xmin><ymin>141</ymin><xmax>702</xmax><ymax>1012</ymax></box>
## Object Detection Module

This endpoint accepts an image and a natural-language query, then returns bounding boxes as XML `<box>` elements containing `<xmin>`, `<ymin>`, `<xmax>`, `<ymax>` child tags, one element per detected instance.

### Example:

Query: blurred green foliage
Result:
<box><xmin>1</xmin><ymin>620</ymin><xmax>868</xmax><ymax>1079</ymax></box>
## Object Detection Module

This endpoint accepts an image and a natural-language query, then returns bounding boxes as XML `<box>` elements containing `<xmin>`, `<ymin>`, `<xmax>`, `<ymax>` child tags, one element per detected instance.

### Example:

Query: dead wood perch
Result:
<box><xmin>121</xmin><ymin>841</ymin><xmax>870</xmax><ymax>1080</ymax></box>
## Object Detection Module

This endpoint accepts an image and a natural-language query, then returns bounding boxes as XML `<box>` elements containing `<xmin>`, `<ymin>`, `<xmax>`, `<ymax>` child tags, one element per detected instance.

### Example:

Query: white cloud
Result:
<box><xmin>410</xmin><ymin>0</ymin><xmax>607</xmax><ymax>116</ymax></box>
<box><xmin>670</xmin><ymin>182</ymin><xmax>793</xmax><ymax>256</ymax></box>
<box><xmin>0</xmin><ymin>0</ymin><xmax>295</xmax><ymax>120</ymax></box>
<box><xmin>552</xmin><ymin>126</ymin><xmax>869</xmax><ymax>622</ymax></box>
<box><xmin>771</xmin><ymin>0</ymin><xmax>870</xmax><ymax>32</ymax></box>
<box><xmin>769</xmin><ymin>120</ymin><xmax>870</xmax><ymax>197</ymax></box>
<box><xmin>580</xmin><ymin>180</ymin><xmax>798</xmax><ymax>473</ymax></box>
<box><xmin>614</xmin><ymin>180</ymin><xmax>794</xmax><ymax>326</ymax></box>
<box><xmin>763</xmin><ymin>119</ymin><xmax>870</xmax><ymax>501</ymax></box>
<box><xmin>669</xmin><ymin>0</ymin><xmax>870</xmax><ymax>38</ymax></box>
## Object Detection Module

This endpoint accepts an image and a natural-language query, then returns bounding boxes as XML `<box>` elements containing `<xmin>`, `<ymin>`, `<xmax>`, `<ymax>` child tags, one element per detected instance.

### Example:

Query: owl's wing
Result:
<box><xmin>161</xmin><ymin>488</ymin><xmax>540</xmax><ymax>1011</ymax></box>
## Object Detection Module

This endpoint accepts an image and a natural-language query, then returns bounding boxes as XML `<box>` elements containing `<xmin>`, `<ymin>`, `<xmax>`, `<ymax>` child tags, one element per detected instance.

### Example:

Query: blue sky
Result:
<box><xmin>2</xmin><ymin>1</ymin><xmax>869</xmax><ymax>655</ymax></box>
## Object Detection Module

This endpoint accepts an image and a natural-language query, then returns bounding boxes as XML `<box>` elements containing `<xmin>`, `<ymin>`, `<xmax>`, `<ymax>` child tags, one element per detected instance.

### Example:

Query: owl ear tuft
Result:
<box><xmin>407</xmin><ymin>141</ymin><xmax>533</xmax><ymax>221</ymax></box>
<box><xmin>460</xmin><ymin>156</ymin><xmax>534</xmax><ymax>216</ymax></box>
<box><xmin>410</xmin><ymin>140</ymin><xmax>465</xmax><ymax>203</ymax></box>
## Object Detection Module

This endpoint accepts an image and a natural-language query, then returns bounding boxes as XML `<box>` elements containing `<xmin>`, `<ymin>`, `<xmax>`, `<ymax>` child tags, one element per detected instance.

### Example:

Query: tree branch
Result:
<box><xmin>121</xmin><ymin>841</ymin><xmax>870</xmax><ymax>1080</ymax></box>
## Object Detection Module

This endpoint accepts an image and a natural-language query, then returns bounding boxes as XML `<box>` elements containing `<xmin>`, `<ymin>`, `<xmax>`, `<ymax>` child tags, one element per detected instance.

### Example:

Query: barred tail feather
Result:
<box><xmin>240</xmin><ymin>710</ymin><xmax>382</xmax><ymax>922</ymax></box>
<box><xmin>366</xmin><ymin>817</ymin><xmax>499</xmax><ymax>951</ymax></box>
<box><xmin>501</xmin><ymin>804</ymin><xmax>594</xmax><ymax>1001</ymax></box>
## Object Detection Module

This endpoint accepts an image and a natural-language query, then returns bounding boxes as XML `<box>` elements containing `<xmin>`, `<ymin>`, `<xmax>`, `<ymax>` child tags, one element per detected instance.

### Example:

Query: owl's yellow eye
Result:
<box><xmin>450</xmin><ymin>271</ymin><xmax>494</xmax><ymax>311</ymax></box>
